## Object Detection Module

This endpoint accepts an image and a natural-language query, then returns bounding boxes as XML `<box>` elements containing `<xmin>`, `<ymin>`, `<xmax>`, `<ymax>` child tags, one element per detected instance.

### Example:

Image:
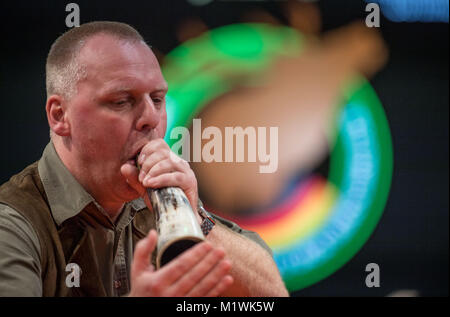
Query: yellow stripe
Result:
<box><xmin>244</xmin><ymin>181</ymin><xmax>337</xmax><ymax>248</ymax></box>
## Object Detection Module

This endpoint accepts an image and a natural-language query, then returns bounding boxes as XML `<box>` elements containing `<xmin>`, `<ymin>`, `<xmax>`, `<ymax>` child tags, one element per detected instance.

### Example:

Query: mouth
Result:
<box><xmin>127</xmin><ymin>144</ymin><xmax>146</xmax><ymax>167</ymax></box>
<box><xmin>126</xmin><ymin>157</ymin><xmax>138</xmax><ymax>167</ymax></box>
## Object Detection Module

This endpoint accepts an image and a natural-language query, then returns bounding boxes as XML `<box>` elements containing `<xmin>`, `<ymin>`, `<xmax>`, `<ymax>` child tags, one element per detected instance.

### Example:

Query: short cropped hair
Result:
<box><xmin>46</xmin><ymin>21</ymin><xmax>146</xmax><ymax>99</ymax></box>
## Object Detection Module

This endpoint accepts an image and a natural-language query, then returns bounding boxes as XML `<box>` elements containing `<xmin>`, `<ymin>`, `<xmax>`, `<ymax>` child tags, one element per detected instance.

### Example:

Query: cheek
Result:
<box><xmin>70</xmin><ymin>107</ymin><xmax>132</xmax><ymax>158</ymax></box>
<box><xmin>157</xmin><ymin>112</ymin><xmax>168</xmax><ymax>138</ymax></box>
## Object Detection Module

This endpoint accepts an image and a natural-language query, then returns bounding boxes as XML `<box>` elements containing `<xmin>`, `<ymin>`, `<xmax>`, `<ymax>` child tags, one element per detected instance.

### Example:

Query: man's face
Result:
<box><xmin>64</xmin><ymin>34</ymin><xmax>168</xmax><ymax>204</ymax></box>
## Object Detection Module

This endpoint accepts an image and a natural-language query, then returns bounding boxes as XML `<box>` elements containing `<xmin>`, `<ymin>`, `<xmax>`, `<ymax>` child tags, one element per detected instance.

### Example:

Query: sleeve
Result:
<box><xmin>197</xmin><ymin>199</ymin><xmax>273</xmax><ymax>256</ymax></box>
<box><xmin>0</xmin><ymin>204</ymin><xmax>43</xmax><ymax>297</ymax></box>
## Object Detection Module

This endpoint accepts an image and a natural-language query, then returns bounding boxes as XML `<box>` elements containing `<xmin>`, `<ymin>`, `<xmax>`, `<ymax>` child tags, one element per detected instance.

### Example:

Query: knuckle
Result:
<box><xmin>163</xmin><ymin>159</ymin><xmax>174</xmax><ymax>170</ymax></box>
<box><xmin>178</xmin><ymin>157</ymin><xmax>189</xmax><ymax>168</ymax></box>
<box><xmin>174</xmin><ymin>172</ymin><xmax>184</xmax><ymax>184</ymax></box>
<box><xmin>156</xmin><ymin>139</ymin><xmax>168</xmax><ymax>150</ymax></box>
<box><xmin>168</xmin><ymin>151</ymin><xmax>179</xmax><ymax>163</ymax></box>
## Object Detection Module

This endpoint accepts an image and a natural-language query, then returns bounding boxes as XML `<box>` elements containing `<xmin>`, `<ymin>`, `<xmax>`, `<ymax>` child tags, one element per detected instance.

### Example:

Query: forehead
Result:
<box><xmin>78</xmin><ymin>34</ymin><xmax>167</xmax><ymax>91</ymax></box>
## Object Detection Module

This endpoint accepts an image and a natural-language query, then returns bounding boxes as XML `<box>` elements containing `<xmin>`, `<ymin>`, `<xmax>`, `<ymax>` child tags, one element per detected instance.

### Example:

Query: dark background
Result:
<box><xmin>0</xmin><ymin>0</ymin><xmax>448</xmax><ymax>296</ymax></box>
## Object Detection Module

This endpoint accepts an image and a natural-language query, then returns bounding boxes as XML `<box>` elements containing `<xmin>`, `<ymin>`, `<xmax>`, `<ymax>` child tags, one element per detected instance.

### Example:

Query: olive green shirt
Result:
<box><xmin>0</xmin><ymin>142</ymin><xmax>272</xmax><ymax>297</ymax></box>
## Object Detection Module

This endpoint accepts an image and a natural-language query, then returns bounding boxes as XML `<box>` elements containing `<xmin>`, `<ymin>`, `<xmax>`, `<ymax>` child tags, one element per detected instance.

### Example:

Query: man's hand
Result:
<box><xmin>121</xmin><ymin>138</ymin><xmax>199</xmax><ymax>214</ymax></box>
<box><xmin>128</xmin><ymin>230</ymin><xmax>234</xmax><ymax>297</ymax></box>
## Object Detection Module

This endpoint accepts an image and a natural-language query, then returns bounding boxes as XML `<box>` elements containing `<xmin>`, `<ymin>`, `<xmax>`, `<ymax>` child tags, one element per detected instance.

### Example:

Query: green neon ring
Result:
<box><xmin>278</xmin><ymin>77</ymin><xmax>394</xmax><ymax>291</ymax></box>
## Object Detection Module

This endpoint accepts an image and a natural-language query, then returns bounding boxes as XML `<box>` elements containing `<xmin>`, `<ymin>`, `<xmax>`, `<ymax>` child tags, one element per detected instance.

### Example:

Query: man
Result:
<box><xmin>0</xmin><ymin>21</ymin><xmax>288</xmax><ymax>297</ymax></box>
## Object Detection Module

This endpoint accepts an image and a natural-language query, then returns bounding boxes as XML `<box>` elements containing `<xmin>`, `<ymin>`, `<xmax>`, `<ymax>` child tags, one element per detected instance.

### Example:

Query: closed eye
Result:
<box><xmin>151</xmin><ymin>95</ymin><xmax>165</xmax><ymax>110</ymax></box>
<box><xmin>110</xmin><ymin>96</ymin><xmax>135</xmax><ymax>109</ymax></box>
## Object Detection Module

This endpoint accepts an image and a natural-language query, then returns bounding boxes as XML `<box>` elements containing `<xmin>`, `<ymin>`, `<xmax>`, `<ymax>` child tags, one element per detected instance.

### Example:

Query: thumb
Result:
<box><xmin>121</xmin><ymin>162</ymin><xmax>145</xmax><ymax>196</ymax></box>
<box><xmin>131</xmin><ymin>229</ymin><xmax>158</xmax><ymax>277</ymax></box>
<box><xmin>121</xmin><ymin>162</ymin><xmax>154</xmax><ymax>212</ymax></box>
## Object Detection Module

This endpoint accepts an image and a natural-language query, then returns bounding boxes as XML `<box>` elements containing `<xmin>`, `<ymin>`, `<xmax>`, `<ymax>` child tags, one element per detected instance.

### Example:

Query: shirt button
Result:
<box><xmin>114</xmin><ymin>280</ymin><xmax>122</xmax><ymax>289</ymax></box>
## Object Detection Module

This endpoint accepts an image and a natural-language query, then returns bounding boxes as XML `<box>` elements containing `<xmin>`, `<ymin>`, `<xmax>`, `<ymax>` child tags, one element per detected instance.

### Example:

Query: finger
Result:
<box><xmin>121</xmin><ymin>162</ymin><xmax>145</xmax><ymax>196</ymax></box>
<box><xmin>121</xmin><ymin>162</ymin><xmax>154</xmax><ymax>212</ymax></box>
<box><xmin>204</xmin><ymin>275</ymin><xmax>234</xmax><ymax>297</ymax></box>
<box><xmin>138</xmin><ymin>152</ymin><xmax>166</xmax><ymax>182</ymax></box>
<box><xmin>137</xmin><ymin>139</ymin><xmax>168</xmax><ymax>167</ymax></box>
<box><xmin>186</xmin><ymin>258</ymin><xmax>232</xmax><ymax>297</ymax></box>
<box><xmin>157</xmin><ymin>242</ymin><xmax>213</xmax><ymax>285</ymax></box>
<box><xmin>165</xmin><ymin>247</ymin><xmax>226</xmax><ymax>296</ymax></box>
<box><xmin>143</xmin><ymin>171</ymin><xmax>185</xmax><ymax>188</ymax></box>
<box><xmin>147</xmin><ymin>159</ymin><xmax>187</xmax><ymax>179</ymax></box>
<box><xmin>131</xmin><ymin>230</ymin><xmax>157</xmax><ymax>276</ymax></box>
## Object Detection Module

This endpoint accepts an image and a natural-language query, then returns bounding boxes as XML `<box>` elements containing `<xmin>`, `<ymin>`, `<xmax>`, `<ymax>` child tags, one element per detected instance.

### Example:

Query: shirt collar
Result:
<box><xmin>38</xmin><ymin>142</ymin><xmax>147</xmax><ymax>226</ymax></box>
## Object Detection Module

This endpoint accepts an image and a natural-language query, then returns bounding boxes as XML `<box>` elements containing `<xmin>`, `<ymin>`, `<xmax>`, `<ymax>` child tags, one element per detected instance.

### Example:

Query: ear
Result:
<box><xmin>46</xmin><ymin>95</ymin><xmax>70</xmax><ymax>136</ymax></box>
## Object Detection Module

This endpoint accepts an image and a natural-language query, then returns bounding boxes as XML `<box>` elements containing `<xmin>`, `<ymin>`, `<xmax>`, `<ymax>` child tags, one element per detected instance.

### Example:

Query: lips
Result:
<box><xmin>126</xmin><ymin>158</ymin><xmax>137</xmax><ymax>167</ymax></box>
<box><xmin>127</xmin><ymin>143</ymin><xmax>146</xmax><ymax>166</ymax></box>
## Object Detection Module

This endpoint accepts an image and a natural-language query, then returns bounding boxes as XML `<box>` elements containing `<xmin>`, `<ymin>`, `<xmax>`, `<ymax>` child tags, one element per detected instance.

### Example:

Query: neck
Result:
<box><xmin>52</xmin><ymin>137</ymin><xmax>125</xmax><ymax>222</ymax></box>
<box><xmin>98</xmin><ymin>201</ymin><xmax>124</xmax><ymax>223</ymax></box>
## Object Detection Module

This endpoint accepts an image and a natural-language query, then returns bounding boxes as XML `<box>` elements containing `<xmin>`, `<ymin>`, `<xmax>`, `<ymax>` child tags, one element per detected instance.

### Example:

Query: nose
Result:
<box><xmin>136</xmin><ymin>95</ymin><xmax>160</xmax><ymax>131</ymax></box>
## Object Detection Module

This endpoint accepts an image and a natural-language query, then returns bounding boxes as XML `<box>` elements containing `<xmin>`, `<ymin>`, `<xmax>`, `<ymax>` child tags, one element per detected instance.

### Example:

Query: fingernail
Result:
<box><xmin>139</xmin><ymin>171</ymin><xmax>145</xmax><ymax>182</ymax></box>
<box><xmin>143</xmin><ymin>175</ymin><xmax>151</xmax><ymax>185</ymax></box>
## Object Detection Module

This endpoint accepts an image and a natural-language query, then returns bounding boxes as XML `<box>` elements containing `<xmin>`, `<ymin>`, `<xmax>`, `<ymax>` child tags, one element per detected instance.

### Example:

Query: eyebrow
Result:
<box><xmin>155</xmin><ymin>82</ymin><xmax>169</xmax><ymax>93</ymax></box>
<box><xmin>101</xmin><ymin>83</ymin><xmax>168</xmax><ymax>96</ymax></box>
